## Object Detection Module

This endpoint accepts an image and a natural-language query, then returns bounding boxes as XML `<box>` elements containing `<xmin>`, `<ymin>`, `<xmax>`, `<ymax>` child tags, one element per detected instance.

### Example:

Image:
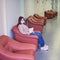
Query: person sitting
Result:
<box><xmin>17</xmin><ymin>16</ymin><xmax>48</xmax><ymax>51</ymax></box>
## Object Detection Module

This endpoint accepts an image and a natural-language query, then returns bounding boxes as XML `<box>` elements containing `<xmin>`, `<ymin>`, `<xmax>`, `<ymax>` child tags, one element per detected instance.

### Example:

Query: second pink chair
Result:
<box><xmin>0</xmin><ymin>35</ymin><xmax>37</xmax><ymax>60</ymax></box>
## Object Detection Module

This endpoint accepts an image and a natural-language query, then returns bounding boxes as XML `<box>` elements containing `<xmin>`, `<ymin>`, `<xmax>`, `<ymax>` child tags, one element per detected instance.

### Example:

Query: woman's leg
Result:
<box><xmin>30</xmin><ymin>32</ymin><xmax>45</xmax><ymax>47</ymax></box>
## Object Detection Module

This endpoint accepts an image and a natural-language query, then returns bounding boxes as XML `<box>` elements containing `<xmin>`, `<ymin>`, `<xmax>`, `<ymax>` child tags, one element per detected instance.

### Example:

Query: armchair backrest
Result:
<box><xmin>12</xmin><ymin>25</ymin><xmax>33</xmax><ymax>37</ymax></box>
<box><xmin>12</xmin><ymin>25</ymin><xmax>20</xmax><ymax>34</ymax></box>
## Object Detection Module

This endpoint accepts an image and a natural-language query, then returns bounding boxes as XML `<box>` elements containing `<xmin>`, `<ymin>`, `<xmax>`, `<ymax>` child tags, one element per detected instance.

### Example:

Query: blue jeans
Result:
<box><xmin>30</xmin><ymin>32</ymin><xmax>45</xmax><ymax>47</ymax></box>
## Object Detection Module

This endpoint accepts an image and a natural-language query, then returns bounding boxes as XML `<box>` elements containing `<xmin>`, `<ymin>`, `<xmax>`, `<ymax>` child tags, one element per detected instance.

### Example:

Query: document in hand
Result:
<box><xmin>29</xmin><ymin>27</ymin><xmax>34</xmax><ymax>33</ymax></box>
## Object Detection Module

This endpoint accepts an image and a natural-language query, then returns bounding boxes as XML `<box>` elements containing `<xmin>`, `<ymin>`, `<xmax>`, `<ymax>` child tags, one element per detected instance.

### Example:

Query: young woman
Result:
<box><xmin>17</xmin><ymin>16</ymin><xmax>48</xmax><ymax>51</ymax></box>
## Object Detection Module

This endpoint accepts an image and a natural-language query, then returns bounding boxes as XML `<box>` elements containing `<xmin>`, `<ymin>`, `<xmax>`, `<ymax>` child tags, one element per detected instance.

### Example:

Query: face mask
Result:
<box><xmin>21</xmin><ymin>19</ymin><xmax>25</xmax><ymax>24</ymax></box>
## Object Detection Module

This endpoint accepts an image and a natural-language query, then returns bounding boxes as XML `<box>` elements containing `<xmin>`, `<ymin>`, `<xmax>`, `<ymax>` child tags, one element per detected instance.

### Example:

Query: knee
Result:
<box><xmin>35</xmin><ymin>32</ymin><xmax>42</xmax><ymax>37</ymax></box>
<box><xmin>38</xmin><ymin>33</ymin><xmax>42</xmax><ymax>37</ymax></box>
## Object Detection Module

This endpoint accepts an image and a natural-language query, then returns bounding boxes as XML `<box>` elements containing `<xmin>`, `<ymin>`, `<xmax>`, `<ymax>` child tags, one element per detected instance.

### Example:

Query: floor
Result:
<box><xmin>35</xmin><ymin>15</ymin><xmax>60</xmax><ymax>60</ymax></box>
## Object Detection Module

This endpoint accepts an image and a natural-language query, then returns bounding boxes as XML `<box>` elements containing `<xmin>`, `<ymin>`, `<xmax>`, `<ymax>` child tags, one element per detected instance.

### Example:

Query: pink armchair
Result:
<box><xmin>0</xmin><ymin>35</ymin><xmax>37</xmax><ymax>60</ymax></box>
<box><xmin>27</xmin><ymin>16</ymin><xmax>45</xmax><ymax>33</ymax></box>
<box><xmin>33</xmin><ymin>14</ymin><xmax>47</xmax><ymax>25</ymax></box>
<box><xmin>12</xmin><ymin>25</ymin><xmax>38</xmax><ymax>49</ymax></box>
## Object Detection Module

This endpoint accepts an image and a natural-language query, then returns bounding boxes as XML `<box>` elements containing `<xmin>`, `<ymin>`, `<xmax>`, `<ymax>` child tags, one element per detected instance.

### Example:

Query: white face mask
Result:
<box><xmin>21</xmin><ymin>18</ymin><xmax>25</xmax><ymax>24</ymax></box>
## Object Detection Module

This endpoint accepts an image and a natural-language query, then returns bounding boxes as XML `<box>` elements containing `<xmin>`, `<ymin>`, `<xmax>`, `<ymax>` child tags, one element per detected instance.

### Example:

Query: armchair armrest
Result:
<box><xmin>15</xmin><ymin>33</ymin><xmax>38</xmax><ymax>47</ymax></box>
<box><xmin>8</xmin><ymin>37</ymin><xmax>37</xmax><ymax>52</ymax></box>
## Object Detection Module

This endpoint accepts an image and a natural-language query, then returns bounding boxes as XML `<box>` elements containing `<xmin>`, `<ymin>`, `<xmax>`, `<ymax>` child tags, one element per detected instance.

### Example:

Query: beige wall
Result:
<box><xmin>0</xmin><ymin>0</ymin><xmax>4</xmax><ymax>35</ymax></box>
<box><xmin>0</xmin><ymin>0</ymin><xmax>7</xmax><ymax>35</ymax></box>
<box><xmin>24</xmin><ymin>0</ymin><xmax>52</xmax><ymax>17</ymax></box>
<box><xmin>24</xmin><ymin>0</ymin><xmax>35</xmax><ymax>17</ymax></box>
<box><xmin>34</xmin><ymin>0</ymin><xmax>52</xmax><ymax>16</ymax></box>
<box><xmin>0</xmin><ymin>0</ymin><xmax>24</xmax><ymax>37</ymax></box>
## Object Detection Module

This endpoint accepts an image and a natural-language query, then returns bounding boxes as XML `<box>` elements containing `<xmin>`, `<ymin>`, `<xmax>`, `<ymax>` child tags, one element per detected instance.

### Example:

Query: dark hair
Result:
<box><xmin>17</xmin><ymin>16</ymin><xmax>24</xmax><ymax>26</ymax></box>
